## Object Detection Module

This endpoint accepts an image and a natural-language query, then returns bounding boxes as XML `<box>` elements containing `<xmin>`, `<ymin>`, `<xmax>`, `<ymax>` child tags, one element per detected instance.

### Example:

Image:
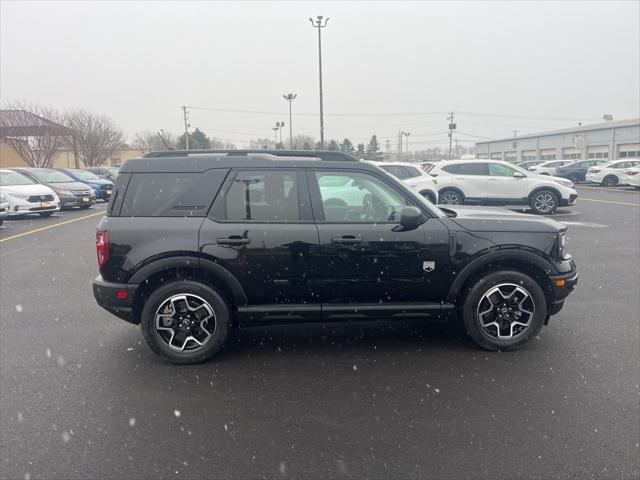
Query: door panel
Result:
<box><xmin>308</xmin><ymin>170</ymin><xmax>451</xmax><ymax>303</ymax></box>
<box><xmin>200</xmin><ymin>169</ymin><xmax>319</xmax><ymax>305</ymax></box>
<box><xmin>487</xmin><ymin>163</ymin><xmax>529</xmax><ymax>200</ymax></box>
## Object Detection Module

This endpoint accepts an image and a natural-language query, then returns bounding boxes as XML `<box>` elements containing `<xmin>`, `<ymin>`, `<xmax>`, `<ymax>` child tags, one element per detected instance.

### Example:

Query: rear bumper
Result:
<box><xmin>93</xmin><ymin>275</ymin><xmax>139</xmax><ymax>324</ymax></box>
<box><xmin>60</xmin><ymin>195</ymin><xmax>96</xmax><ymax>208</ymax></box>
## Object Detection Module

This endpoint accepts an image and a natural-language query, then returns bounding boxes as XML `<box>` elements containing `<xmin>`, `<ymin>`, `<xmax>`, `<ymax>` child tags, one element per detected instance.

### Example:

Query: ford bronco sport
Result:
<box><xmin>93</xmin><ymin>150</ymin><xmax>578</xmax><ymax>364</ymax></box>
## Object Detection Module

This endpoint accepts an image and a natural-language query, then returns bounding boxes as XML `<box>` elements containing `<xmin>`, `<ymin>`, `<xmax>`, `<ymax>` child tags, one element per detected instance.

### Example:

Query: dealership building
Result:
<box><xmin>474</xmin><ymin>118</ymin><xmax>640</xmax><ymax>163</ymax></box>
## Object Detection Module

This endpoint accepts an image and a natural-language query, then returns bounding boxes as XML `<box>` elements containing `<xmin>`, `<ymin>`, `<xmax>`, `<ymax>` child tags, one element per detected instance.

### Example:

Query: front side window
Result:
<box><xmin>380</xmin><ymin>165</ymin><xmax>410</xmax><ymax>179</ymax></box>
<box><xmin>489</xmin><ymin>163</ymin><xmax>517</xmax><ymax>177</ymax></box>
<box><xmin>314</xmin><ymin>171</ymin><xmax>408</xmax><ymax>223</ymax></box>
<box><xmin>222</xmin><ymin>170</ymin><xmax>300</xmax><ymax>222</ymax></box>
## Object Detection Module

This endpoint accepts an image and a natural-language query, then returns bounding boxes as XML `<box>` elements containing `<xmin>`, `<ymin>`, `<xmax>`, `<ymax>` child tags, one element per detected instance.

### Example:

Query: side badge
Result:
<box><xmin>423</xmin><ymin>261</ymin><xmax>435</xmax><ymax>273</ymax></box>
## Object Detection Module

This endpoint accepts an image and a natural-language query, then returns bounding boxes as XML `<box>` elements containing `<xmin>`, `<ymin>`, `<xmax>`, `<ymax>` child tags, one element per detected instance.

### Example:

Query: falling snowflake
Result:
<box><xmin>129</xmin><ymin>418</ymin><xmax>136</xmax><ymax>427</ymax></box>
<box><xmin>352</xmin><ymin>365</ymin><xmax>358</xmax><ymax>371</ymax></box>
<box><xmin>62</xmin><ymin>431</ymin><xmax>71</xmax><ymax>443</ymax></box>
<box><xmin>46</xmin><ymin>349</ymin><xmax>51</xmax><ymax>358</ymax></box>
<box><xmin>57</xmin><ymin>356</ymin><xmax>66</xmax><ymax>367</ymax></box>
<box><xmin>279</xmin><ymin>462</ymin><xmax>286</xmax><ymax>475</ymax></box>
<box><xmin>174</xmin><ymin>410</ymin><xmax>181</xmax><ymax>418</ymax></box>
<box><xmin>15</xmin><ymin>305</ymin><xmax>22</xmax><ymax>313</ymax></box>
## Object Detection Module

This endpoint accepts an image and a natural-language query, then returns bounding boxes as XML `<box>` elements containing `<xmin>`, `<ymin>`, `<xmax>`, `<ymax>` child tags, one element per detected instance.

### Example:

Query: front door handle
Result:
<box><xmin>217</xmin><ymin>236</ymin><xmax>250</xmax><ymax>245</ymax></box>
<box><xmin>331</xmin><ymin>235</ymin><xmax>362</xmax><ymax>244</ymax></box>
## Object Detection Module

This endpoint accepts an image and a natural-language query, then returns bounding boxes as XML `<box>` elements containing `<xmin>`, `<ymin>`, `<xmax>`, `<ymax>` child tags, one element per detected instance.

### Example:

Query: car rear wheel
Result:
<box><xmin>439</xmin><ymin>189</ymin><xmax>464</xmax><ymax>205</ymax></box>
<box><xmin>462</xmin><ymin>270</ymin><xmax>547</xmax><ymax>351</ymax></box>
<box><xmin>568</xmin><ymin>173</ymin><xmax>581</xmax><ymax>183</ymax></box>
<box><xmin>529</xmin><ymin>189</ymin><xmax>558</xmax><ymax>215</ymax></box>
<box><xmin>141</xmin><ymin>280</ymin><xmax>231</xmax><ymax>364</ymax></box>
<box><xmin>602</xmin><ymin>175</ymin><xmax>618</xmax><ymax>186</ymax></box>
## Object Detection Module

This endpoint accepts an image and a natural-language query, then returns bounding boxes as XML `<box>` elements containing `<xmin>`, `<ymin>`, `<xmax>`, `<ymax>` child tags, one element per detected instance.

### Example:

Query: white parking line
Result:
<box><xmin>579</xmin><ymin>198</ymin><xmax>640</xmax><ymax>207</ymax></box>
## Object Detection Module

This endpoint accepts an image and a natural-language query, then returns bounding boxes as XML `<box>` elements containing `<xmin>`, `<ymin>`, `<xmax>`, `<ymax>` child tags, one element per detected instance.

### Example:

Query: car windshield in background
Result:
<box><xmin>72</xmin><ymin>170</ymin><xmax>100</xmax><ymax>180</ymax></box>
<box><xmin>32</xmin><ymin>170</ymin><xmax>75</xmax><ymax>183</ymax></box>
<box><xmin>0</xmin><ymin>171</ymin><xmax>36</xmax><ymax>185</ymax></box>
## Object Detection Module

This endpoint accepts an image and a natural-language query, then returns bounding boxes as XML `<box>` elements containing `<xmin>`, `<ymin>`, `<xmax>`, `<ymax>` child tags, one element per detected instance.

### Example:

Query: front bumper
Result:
<box><xmin>547</xmin><ymin>263</ymin><xmax>579</xmax><ymax>316</ymax></box>
<box><xmin>93</xmin><ymin>275</ymin><xmax>140</xmax><ymax>324</ymax></box>
<box><xmin>95</xmin><ymin>189</ymin><xmax>112</xmax><ymax>201</ymax></box>
<box><xmin>8</xmin><ymin>198</ymin><xmax>60</xmax><ymax>215</ymax></box>
<box><xmin>559</xmin><ymin>193</ymin><xmax>578</xmax><ymax>206</ymax></box>
<box><xmin>59</xmin><ymin>193</ymin><xmax>96</xmax><ymax>208</ymax></box>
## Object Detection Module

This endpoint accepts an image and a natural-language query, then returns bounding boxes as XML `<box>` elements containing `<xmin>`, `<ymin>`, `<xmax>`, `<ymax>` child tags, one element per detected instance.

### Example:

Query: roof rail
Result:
<box><xmin>144</xmin><ymin>149</ymin><xmax>357</xmax><ymax>161</ymax></box>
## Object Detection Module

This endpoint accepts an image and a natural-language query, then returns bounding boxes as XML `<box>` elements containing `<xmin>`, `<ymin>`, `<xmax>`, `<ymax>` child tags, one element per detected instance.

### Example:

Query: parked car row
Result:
<box><xmin>0</xmin><ymin>167</ymin><xmax>114</xmax><ymax>222</ymax></box>
<box><xmin>585</xmin><ymin>160</ymin><xmax>640</xmax><ymax>186</ymax></box>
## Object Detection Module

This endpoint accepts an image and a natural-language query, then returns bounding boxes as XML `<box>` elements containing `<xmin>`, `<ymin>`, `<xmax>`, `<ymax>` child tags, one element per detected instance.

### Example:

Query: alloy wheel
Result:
<box><xmin>154</xmin><ymin>294</ymin><xmax>216</xmax><ymax>352</ymax></box>
<box><xmin>476</xmin><ymin>283</ymin><xmax>535</xmax><ymax>340</ymax></box>
<box><xmin>441</xmin><ymin>191</ymin><xmax>462</xmax><ymax>205</ymax></box>
<box><xmin>533</xmin><ymin>193</ymin><xmax>555</xmax><ymax>213</ymax></box>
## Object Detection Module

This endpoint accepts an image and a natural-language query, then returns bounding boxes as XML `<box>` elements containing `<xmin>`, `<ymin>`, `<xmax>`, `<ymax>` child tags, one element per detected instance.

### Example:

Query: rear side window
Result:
<box><xmin>119</xmin><ymin>170</ymin><xmax>227</xmax><ymax>217</ymax></box>
<box><xmin>381</xmin><ymin>165</ymin><xmax>410</xmax><ymax>179</ymax></box>
<box><xmin>442</xmin><ymin>163</ymin><xmax>488</xmax><ymax>175</ymax></box>
<box><xmin>212</xmin><ymin>170</ymin><xmax>301</xmax><ymax>222</ymax></box>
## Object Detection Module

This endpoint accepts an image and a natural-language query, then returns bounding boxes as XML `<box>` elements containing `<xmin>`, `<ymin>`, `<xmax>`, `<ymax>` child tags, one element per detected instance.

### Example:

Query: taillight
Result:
<box><xmin>96</xmin><ymin>230</ymin><xmax>109</xmax><ymax>269</ymax></box>
<box><xmin>625</xmin><ymin>170</ymin><xmax>639</xmax><ymax>176</ymax></box>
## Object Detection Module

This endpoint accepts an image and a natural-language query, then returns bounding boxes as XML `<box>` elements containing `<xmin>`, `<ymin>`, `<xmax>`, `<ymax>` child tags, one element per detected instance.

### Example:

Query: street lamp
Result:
<box><xmin>282</xmin><ymin>93</ymin><xmax>297</xmax><ymax>148</ymax></box>
<box><xmin>275</xmin><ymin>121</ymin><xmax>285</xmax><ymax>148</ymax></box>
<box><xmin>309</xmin><ymin>15</ymin><xmax>329</xmax><ymax>149</ymax></box>
<box><xmin>402</xmin><ymin>132</ymin><xmax>410</xmax><ymax>160</ymax></box>
<box><xmin>271</xmin><ymin>126</ymin><xmax>279</xmax><ymax>148</ymax></box>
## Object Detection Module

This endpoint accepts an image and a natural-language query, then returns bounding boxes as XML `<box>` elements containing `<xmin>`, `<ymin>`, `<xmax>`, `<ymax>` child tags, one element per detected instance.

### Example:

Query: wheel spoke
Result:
<box><xmin>476</xmin><ymin>283</ymin><xmax>535</xmax><ymax>341</ymax></box>
<box><xmin>154</xmin><ymin>293</ymin><xmax>216</xmax><ymax>352</ymax></box>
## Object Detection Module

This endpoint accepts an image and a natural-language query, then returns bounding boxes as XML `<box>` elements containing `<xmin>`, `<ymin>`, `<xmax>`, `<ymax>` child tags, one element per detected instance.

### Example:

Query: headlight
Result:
<box><xmin>555</xmin><ymin>178</ymin><xmax>574</xmax><ymax>188</ymax></box>
<box><xmin>558</xmin><ymin>231</ymin><xmax>567</xmax><ymax>259</ymax></box>
<box><xmin>53</xmin><ymin>188</ymin><xmax>73</xmax><ymax>195</ymax></box>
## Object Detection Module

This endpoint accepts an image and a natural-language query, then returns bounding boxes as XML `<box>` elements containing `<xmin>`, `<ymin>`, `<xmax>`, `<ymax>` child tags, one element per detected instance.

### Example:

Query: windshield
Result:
<box><xmin>31</xmin><ymin>170</ymin><xmax>75</xmax><ymax>183</ymax></box>
<box><xmin>0</xmin><ymin>171</ymin><xmax>37</xmax><ymax>186</ymax></box>
<box><xmin>72</xmin><ymin>170</ymin><xmax>100</xmax><ymax>180</ymax></box>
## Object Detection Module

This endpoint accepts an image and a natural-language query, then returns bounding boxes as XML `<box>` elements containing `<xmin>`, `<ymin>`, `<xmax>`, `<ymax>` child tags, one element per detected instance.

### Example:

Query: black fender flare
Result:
<box><xmin>129</xmin><ymin>255</ymin><xmax>248</xmax><ymax>306</ymax></box>
<box><xmin>446</xmin><ymin>249</ymin><xmax>557</xmax><ymax>304</ymax></box>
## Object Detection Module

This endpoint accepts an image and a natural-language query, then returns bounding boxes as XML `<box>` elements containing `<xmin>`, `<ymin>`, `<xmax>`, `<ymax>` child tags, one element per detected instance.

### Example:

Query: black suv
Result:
<box><xmin>93</xmin><ymin>151</ymin><xmax>578</xmax><ymax>364</ymax></box>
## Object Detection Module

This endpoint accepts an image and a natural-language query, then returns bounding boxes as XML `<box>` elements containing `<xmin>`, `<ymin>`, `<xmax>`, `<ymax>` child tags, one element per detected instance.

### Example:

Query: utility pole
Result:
<box><xmin>385</xmin><ymin>139</ymin><xmax>390</xmax><ymax>154</ymax></box>
<box><xmin>309</xmin><ymin>15</ymin><xmax>329</xmax><ymax>149</ymax></box>
<box><xmin>398</xmin><ymin>131</ymin><xmax>403</xmax><ymax>160</ymax></box>
<box><xmin>182</xmin><ymin>106</ymin><xmax>190</xmax><ymax>150</ymax></box>
<box><xmin>513</xmin><ymin>129</ymin><xmax>518</xmax><ymax>137</ymax></box>
<box><xmin>157</xmin><ymin>129</ymin><xmax>170</xmax><ymax>150</ymax></box>
<box><xmin>275</xmin><ymin>121</ymin><xmax>285</xmax><ymax>148</ymax></box>
<box><xmin>282</xmin><ymin>94</ymin><xmax>297</xmax><ymax>148</ymax></box>
<box><xmin>447</xmin><ymin>112</ymin><xmax>456</xmax><ymax>159</ymax></box>
<box><xmin>272</xmin><ymin>126</ymin><xmax>279</xmax><ymax>148</ymax></box>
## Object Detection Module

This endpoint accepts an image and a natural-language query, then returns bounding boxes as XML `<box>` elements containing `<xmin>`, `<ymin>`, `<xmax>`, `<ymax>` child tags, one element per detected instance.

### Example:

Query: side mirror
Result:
<box><xmin>513</xmin><ymin>171</ymin><xmax>525</xmax><ymax>178</ymax></box>
<box><xmin>399</xmin><ymin>206</ymin><xmax>425</xmax><ymax>230</ymax></box>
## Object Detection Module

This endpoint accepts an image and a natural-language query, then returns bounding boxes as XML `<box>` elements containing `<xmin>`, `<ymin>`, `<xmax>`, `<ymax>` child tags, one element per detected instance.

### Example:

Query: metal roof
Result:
<box><xmin>476</xmin><ymin>118</ymin><xmax>640</xmax><ymax>145</ymax></box>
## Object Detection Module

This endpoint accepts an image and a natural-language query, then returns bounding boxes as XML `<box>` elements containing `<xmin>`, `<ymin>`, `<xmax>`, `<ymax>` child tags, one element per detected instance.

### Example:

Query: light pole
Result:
<box><xmin>272</xmin><ymin>126</ymin><xmax>279</xmax><ymax>148</ymax></box>
<box><xmin>309</xmin><ymin>15</ymin><xmax>329</xmax><ymax>149</ymax></box>
<box><xmin>275</xmin><ymin>121</ymin><xmax>285</xmax><ymax>148</ymax></box>
<box><xmin>282</xmin><ymin>93</ymin><xmax>297</xmax><ymax>148</ymax></box>
<box><xmin>403</xmin><ymin>132</ymin><xmax>411</xmax><ymax>160</ymax></box>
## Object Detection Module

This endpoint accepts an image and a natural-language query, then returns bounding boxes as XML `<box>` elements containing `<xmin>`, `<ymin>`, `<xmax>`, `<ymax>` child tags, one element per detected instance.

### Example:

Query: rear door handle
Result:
<box><xmin>331</xmin><ymin>236</ymin><xmax>362</xmax><ymax>244</ymax></box>
<box><xmin>217</xmin><ymin>236</ymin><xmax>250</xmax><ymax>245</ymax></box>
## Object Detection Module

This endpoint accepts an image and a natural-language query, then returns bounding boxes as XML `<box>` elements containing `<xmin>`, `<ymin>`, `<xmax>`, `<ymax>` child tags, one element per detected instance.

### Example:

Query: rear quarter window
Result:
<box><xmin>119</xmin><ymin>170</ymin><xmax>228</xmax><ymax>217</ymax></box>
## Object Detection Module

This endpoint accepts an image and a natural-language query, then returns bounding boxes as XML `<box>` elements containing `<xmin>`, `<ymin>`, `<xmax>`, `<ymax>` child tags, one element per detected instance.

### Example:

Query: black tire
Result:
<box><xmin>462</xmin><ymin>270</ymin><xmax>547</xmax><ymax>351</ymax></box>
<box><xmin>39</xmin><ymin>212</ymin><xmax>54</xmax><ymax>217</ymax></box>
<box><xmin>529</xmin><ymin>189</ymin><xmax>559</xmax><ymax>215</ymax></box>
<box><xmin>439</xmin><ymin>188</ymin><xmax>464</xmax><ymax>205</ymax></box>
<box><xmin>420</xmin><ymin>190</ymin><xmax>436</xmax><ymax>204</ymax></box>
<box><xmin>602</xmin><ymin>175</ymin><xmax>618</xmax><ymax>186</ymax></box>
<box><xmin>141</xmin><ymin>280</ymin><xmax>231</xmax><ymax>364</ymax></box>
<box><xmin>567</xmin><ymin>173</ymin><xmax>581</xmax><ymax>183</ymax></box>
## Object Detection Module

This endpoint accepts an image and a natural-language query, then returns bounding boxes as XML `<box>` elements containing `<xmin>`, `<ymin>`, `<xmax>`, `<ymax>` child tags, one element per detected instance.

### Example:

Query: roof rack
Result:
<box><xmin>144</xmin><ymin>149</ymin><xmax>357</xmax><ymax>162</ymax></box>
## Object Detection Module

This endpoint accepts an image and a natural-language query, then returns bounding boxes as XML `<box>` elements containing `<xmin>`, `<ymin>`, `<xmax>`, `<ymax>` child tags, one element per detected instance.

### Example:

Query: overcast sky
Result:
<box><xmin>2</xmin><ymin>0</ymin><xmax>639</xmax><ymax>149</ymax></box>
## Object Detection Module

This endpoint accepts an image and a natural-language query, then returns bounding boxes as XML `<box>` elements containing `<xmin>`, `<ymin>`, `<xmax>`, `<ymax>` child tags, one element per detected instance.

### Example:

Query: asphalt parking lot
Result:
<box><xmin>1</xmin><ymin>187</ymin><xmax>639</xmax><ymax>480</ymax></box>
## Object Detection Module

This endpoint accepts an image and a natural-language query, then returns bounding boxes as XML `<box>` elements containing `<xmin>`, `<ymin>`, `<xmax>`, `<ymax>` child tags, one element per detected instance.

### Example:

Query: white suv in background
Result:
<box><xmin>0</xmin><ymin>169</ymin><xmax>61</xmax><ymax>217</ymax></box>
<box><xmin>527</xmin><ymin>160</ymin><xmax>573</xmax><ymax>175</ymax></box>
<box><xmin>369</xmin><ymin>161</ymin><xmax>438</xmax><ymax>204</ymax></box>
<box><xmin>585</xmin><ymin>159</ymin><xmax>640</xmax><ymax>186</ymax></box>
<box><xmin>429</xmin><ymin>160</ymin><xmax>577</xmax><ymax>214</ymax></box>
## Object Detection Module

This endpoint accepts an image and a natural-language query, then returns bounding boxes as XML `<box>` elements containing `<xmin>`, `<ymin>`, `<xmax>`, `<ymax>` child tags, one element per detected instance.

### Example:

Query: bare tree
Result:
<box><xmin>132</xmin><ymin>130</ymin><xmax>178</xmax><ymax>152</ymax></box>
<box><xmin>0</xmin><ymin>101</ymin><xmax>68</xmax><ymax>167</ymax></box>
<box><xmin>65</xmin><ymin>109</ymin><xmax>124</xmax><ymax>166</ymax></box>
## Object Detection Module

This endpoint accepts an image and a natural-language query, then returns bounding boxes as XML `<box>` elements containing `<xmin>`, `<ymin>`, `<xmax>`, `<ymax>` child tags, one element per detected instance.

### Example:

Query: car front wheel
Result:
<box><xmin>529</xmin><ymin>190</ymin><xmax>558</xmax><ymax>214</ymax></box>
<box><xmin>439</xmin><ymin>189</ymin><xmax>464</xmax><ymax>205</ymax></box>
<box><xmin>141</xmin><ymin>280</ymin><xmax>231</xmax><ymax>364</ymax></box>
<box><xmin>462</xmin><ymin>270</ymin><xmax>547</xmax><ymax>351</ymax></box>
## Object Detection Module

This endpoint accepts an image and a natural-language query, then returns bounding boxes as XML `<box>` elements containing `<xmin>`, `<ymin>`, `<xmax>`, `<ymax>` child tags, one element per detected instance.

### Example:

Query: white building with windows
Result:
<box><xmin>475</xmin><ymin>118</ymin><xmax>640</xmax><ymax>163</ymax></box>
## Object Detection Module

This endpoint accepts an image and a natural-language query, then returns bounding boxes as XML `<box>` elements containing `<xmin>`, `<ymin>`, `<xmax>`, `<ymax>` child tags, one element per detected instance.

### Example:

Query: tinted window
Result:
<box><xmin>31</xmin><ymin>170</ymin><xmax>75</xmax><ymax>183</ymax></box>
<box><xmin>120</xmin><ymin>170</ymin><xmax>226</xmax><ymax>217</ymax></box>
<box><xmin>380</xmin><ymin>165</ymin><xmax>409</xmax><ymax>179</ymax></box>
<box><xmin>404</xmin><ymin>166</ymin><xmax>423</xmax><ymax>178</ymax></box>
<box><xmin>218</xmin><ymin>170</ymin><xmax>300</xmax><ymax>222</ymax></box>
<box><xmin>314</xmin><ymin>171</ymin><xmax>407</xmax><ymax>223</ymax></box>
<box><xmin>442</xmin><ymin>163</ymin><xmax>488</xmax><ymax>175</ymax></box>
